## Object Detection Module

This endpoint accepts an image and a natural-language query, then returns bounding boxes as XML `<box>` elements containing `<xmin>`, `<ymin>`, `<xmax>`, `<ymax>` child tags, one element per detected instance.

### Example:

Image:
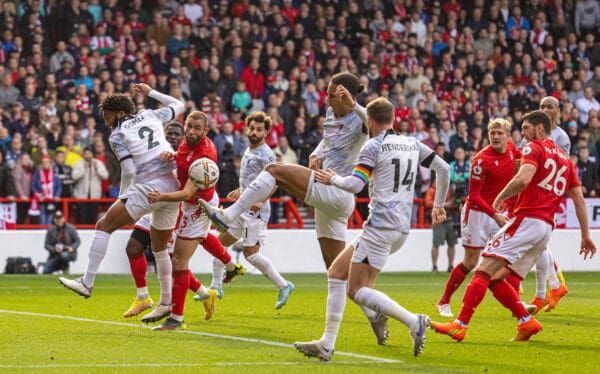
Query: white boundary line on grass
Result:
<box><xmin>0</xmin><ymin>309</ymin><xmax>402</xmax><ymax>364</ymax></box>
<box><xmin>0</xmin><ymin>362</ymin><xmax>389</xmax><ymax>369</ymax></box>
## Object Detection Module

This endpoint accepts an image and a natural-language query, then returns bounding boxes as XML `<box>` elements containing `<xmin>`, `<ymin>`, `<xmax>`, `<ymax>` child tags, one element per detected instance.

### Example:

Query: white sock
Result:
<box><xmin>223</xmin><ymin>171</ymin><xmax>276</xmax><ymax>221</ymax></box>
<box><xmin>210</xmin><ymin>258</ymin><xmax>225</xmax><ymax>289</ymax></box>
<box><xmin>359</xmin><ymin>305</ymin><xmax>378</xmax><ymax>321</ymax></box>
<box><xmin>137</xmin><ymin>287</ymin><xmax>149</xmax><ymax>299</ymax></box>
<box><xmin>170</xmin><ymin>313</ymin><xmax>183</xmax><ymax>322</ymax></box>
<box><xmin>246</xmin><ymin>253</ymin><xmax>287</xmax><ymax>289</ymax></box>
<box><xmin>224</xmin><ymin>260</ymin><xmax>236</xmax><ymax>272</ymax></box>
<box><xmin>82</xmin><ymin>231</ymin><xmax>111</xmax><ymax>287</ymax></box>
<box><xmin>545</xmin><ymin>250</ymin><xmax>561</xmax><ymax>289</ymax></box>
<box><xmin>319</xmin><ymin>278</ymin><xmax>347</xmax><ymax>350</ymax></box>
<box><xmin>353</xmin><ymin>287</ymin><xmax>418</xmax><ymax>329</ymax></box>
<box><xmin>153</xmin><ymin>250</ymin><xmax>172</xmax><ymax>305</ymax></box>
<box><xmin>196</xmin><ymin>285</ymin><xmax>209</xmax><ymax>298</ymax></box>
<box><xmin>535</xmin><ymin>250</ymin><xmax>550</xmax><ymax>299</ymax></box>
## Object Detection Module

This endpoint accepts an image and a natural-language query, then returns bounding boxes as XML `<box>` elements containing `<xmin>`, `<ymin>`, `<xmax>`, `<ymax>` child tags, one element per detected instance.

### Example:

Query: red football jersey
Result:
<box><xmin>513</xmin><ymin>139</ymin><xmax>580</xmax><ymax>225</ymax></box>
<box><xmin>466</xmin><ymin>142</ymin><xmax>521</xmax><ymax>217</ymax></box>
<box><xmin>176</xmin><ymin>136</ymin><xmax>217</xmax><ymax>205</ymax></box>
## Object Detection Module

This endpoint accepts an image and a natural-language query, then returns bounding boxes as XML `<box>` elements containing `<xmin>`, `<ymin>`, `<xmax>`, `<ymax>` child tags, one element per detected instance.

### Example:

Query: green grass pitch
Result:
<box><xmin>1</xmin><ymin>272</ymin><xmax>599</xmax><ymax>373</ymax></box>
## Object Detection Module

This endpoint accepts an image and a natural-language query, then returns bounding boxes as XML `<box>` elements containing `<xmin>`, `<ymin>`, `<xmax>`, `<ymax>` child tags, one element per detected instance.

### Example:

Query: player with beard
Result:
<box><xmin>145</xmin><ymin>111</ymin><xmax>245</xmax><ymax>330</ymax></box>
<box><xmin>205</xmin><ymin>111</ymin><xmax>294</xmax><ymax>309</ymax></box>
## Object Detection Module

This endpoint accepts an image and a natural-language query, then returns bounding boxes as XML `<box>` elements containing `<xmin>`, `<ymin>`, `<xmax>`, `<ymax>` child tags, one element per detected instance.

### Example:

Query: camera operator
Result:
<box><xmin>43</xmin><ymin>211</ymin><xmax>80</xmax><ymax>273</ymax></box>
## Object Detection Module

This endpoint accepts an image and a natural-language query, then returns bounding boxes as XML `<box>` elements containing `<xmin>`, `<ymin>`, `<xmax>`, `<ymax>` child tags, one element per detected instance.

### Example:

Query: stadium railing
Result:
<box><xmin>0</xmin><ymin>197</ymin><xmax>428</xmax><ymax>229</ymax></box>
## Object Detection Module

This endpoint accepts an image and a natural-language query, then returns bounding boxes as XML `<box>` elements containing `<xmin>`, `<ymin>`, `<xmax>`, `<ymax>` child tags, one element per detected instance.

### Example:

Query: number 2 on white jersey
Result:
<box><xmin>537</xmin><ymin>158</ymin><xmax>567</xmax><ymax>196</ymax></box>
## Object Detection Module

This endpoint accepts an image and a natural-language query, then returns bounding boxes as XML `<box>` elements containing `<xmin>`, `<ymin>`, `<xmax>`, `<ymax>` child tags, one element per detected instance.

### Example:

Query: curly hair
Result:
<box><xmin>98</xmin><ymin>94</ymin><xmax>135</xmax><ymax>115</ymax></box>
<box><xmin>330</xmin><ymin>72</ymin><xmax>363</xmax><ymax>98</ymax></box>
<box><xmin>245</xmin><ymin>111</ymin><xmax>272</xmax><ymax>131</ymax></box>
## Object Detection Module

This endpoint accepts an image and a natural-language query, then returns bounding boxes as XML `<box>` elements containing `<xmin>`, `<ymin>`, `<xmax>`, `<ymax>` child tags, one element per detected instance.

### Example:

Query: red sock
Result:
<box><xmin>505</xmin><ymin>272</ymin><xmax>522</xmax><ymax>294</ymax></box>
<box><xmin>127</xmin><ymin>253</ymin><xmax>147</xmax><ymax>288</ymax></box>
<box><xmin>188</xmin><ymin>270</ymin><xmax>201</xmax><ymax>293</ymax></box>
<box><xmin>202</xmin><ymin>233</ymin><xmax>231</xmax><ymax>264</ymax></box>
<box><xmin>172</xmin><ymin>270</ymin><xmax>190</xmax><ymax>316</ymax></box>
<box><xmin>439</xmin><ymin>263</ymin><xmax>470</xmax><ymax>305</ymax></box>
<box><xmin>457</xmin><ymin>270</ymin><xmax>490</xmax><ymax>325</ymax></box>
<box><xmin>489</xmin><ymin>279</ymin><xmax>528</xmax><ymax>320</ymax></box>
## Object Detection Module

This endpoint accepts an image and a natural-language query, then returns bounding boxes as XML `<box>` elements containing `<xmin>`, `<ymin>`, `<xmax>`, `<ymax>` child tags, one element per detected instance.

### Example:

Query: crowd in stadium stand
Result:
<box><xmin>1</xmin><ymin>0</ymin><xmax>600</xmax><ymax>225</ymax></box>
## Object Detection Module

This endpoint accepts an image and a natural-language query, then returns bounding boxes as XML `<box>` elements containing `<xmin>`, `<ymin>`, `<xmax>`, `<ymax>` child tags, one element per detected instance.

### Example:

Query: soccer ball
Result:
<box><xmin>188</xmin><ymin>158</ymin><xmax>219</xmax><ymax>190</ymax></box>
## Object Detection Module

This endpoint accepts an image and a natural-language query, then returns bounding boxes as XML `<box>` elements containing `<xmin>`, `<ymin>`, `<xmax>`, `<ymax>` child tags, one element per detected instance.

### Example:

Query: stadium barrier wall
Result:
<box><xmin>1</xmin><ymin>229</ymin><xmax>599</xmax><ymax>274</ymax></box>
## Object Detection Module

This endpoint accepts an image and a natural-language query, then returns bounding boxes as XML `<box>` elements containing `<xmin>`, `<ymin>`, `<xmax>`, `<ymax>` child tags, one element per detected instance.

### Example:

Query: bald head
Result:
<box><xmin>539</xmin><ymin>96</ymin><xmax>560</xmax><ymax>128</ymax></box>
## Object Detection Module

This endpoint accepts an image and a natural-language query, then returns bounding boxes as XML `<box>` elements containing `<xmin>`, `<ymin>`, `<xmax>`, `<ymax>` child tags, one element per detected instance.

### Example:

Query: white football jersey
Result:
<box><xmin>109</xmin><ymin>108</ymin><xmax>176</xmax><ymax>180</ymax></box>
<box><xmin>239</xmin><ymin>143</ymin><xmax>275</xmax><ymax>221</ymax></box>
<box><xmin>315</xmin><ymin>107</ymin><xmax>369</xmax><ymax>176</ymax></box>
<box><xmin>359</xmin><ymin>130</ymin><xmax>434</xmax><ymax>231</ymax></box>
<box><xmin>551</xmin><ymin>125</ymin><xmax>571</xmax><ymax>154</ymax></box>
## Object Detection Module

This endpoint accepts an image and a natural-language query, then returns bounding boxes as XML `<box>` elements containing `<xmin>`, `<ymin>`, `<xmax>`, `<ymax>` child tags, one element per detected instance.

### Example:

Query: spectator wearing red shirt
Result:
<box><xmin>231</xmin><ymin>0</ymin><xmax>249</xmax><ymax>20</ymax></box>
<box><xmin>443</xmin><ymin>0</ymin><xmax>462</xmax><ymax>18</ymax></box>
<box><xmin>126</xmin><ymin>10</ymin><xmax>146</xmax><ymax>43</ymax></box>
<box><xmin>171</xmin><ymin>5</ymin><xmax>193</xmax><ymax>29</ymax></box>
<box><xmin>240</xmin><ymin>59</ymin><xmax>264</xmax><ymax>100</ymax></box>
<box><xmin>281</xmin><ymin>0</ymin><xmax>300</xmax><ymax>27</ymax></box>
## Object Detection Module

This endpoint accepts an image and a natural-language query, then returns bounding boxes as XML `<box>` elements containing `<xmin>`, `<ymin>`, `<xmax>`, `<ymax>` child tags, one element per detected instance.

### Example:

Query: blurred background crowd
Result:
<box><xmin>1</xmin><ymin>0</ymin><xmax>600</xmax><ymax>226</ymax></box>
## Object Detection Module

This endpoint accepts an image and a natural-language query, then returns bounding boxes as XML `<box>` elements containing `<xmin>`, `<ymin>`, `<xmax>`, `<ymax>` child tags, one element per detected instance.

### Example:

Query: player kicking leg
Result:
<box><xmin>200</xmin><ymin>74</ymin><xmax>393</xmax><ymax>340</ymax></box>
<box><xmin>294</xmin><ymin>98</ymin><xmax>451</xmax><ymax>360</ymax></box>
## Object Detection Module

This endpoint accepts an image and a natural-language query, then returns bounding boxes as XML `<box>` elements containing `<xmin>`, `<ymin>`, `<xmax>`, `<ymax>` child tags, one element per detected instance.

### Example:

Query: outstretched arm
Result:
<box><xmin>132</xmin><ymin>83</ymin><xmax>185</xmax><ymax>120</ymax></box>
<box><xmin>148</xmin><ymin>179</ymin><xmax>197</xmax><ymax>203</ymax></box>
<box><xmin>314</xmin><ymin>167</ymin><xmax>366</xmax><ymax>194</ymax></box>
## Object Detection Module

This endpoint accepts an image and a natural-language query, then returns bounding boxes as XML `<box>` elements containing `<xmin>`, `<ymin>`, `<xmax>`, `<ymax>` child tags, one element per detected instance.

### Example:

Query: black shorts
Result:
<box><xmin>130</xmin><ymin>228</ymin><xmax>151</xmax><ymax>249</ymax></box>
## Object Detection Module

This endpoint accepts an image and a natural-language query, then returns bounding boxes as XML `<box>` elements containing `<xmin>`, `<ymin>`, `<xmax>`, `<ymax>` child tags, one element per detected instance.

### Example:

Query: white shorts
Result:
<box><xmin>119</xmin><ymin>174</ymin><xmax>180</xmax><ymax>230</ymax></box>
<box><xmin>133</xmin><ymin>214</ymin><xmax>152</xmax><ymax>232</ymax></box>
<box><xmin>351</xmin><ymin>225</ymin><xmax>408</xmax><ymax>270</ymax></box>
<box><xmin>482</xmin><ymin>216</ymin><xmax>552</xmax><ymax>279</ymax></box>
<box><xmin>227</xmin><ymin>211</ymin><xmax>267</xmax><ymax>247</ymax></box>
<box><xmin>305</xmin><ymin>171</ymin><xmax>355</xmax><ymax>241</ymax></box>
<box><xmin>175</xmin><ymin>194</ymin><xmax>219</xmax><ymax>240</ymax></box>
<box><xmin>461</xmin><ymin>205</ymin><xmax>500</xmax><ymax>248</ymax></box>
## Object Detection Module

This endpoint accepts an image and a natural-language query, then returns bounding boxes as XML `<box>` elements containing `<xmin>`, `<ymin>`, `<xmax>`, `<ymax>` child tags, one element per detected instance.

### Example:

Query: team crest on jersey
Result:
<box><xmin>523</xmin><ymin>146</ymin><xmax>532</xmax><ymax>155</ymax></box>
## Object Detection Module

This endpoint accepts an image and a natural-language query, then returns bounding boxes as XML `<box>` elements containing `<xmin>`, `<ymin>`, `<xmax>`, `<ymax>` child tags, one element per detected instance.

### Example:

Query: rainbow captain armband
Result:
<box><xmin>352</xmin><ymin>164</ymin><xmax>373</xmax><ymax>184</ymax></box>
